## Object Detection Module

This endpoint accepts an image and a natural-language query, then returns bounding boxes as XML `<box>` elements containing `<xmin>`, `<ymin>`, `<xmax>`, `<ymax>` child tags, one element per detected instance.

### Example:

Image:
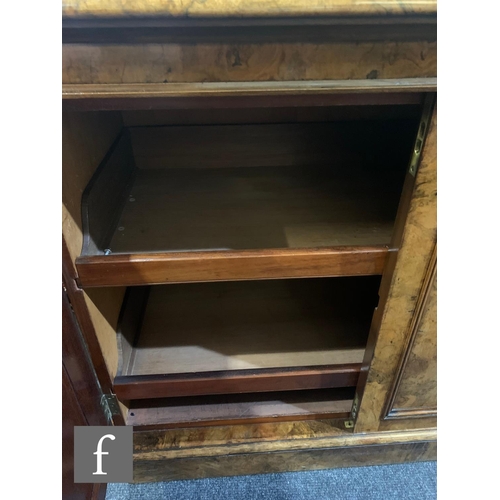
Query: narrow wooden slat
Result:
<box><xmin>129</xmin><ymin>123</ymin><xmax>368</xmax><ymax>170</ymax></box>
<box><xmin>63</xmin><ymin>79</ymin><xmax>435</xmax><ymax>99</ymax></box>
<box><xmin>114</xmin><ymin>364</ymin><xmax>360</xmax><ymax>400</ymax></box>
<box><xmin>128</xmin><ymin>410</ymin><xmax>350</xmax><ymax>430</ymax></box>
<box><xmin>77</xmin><ymin>246</ymin><xmax>388</xmax><ymax>287</ymax></box>
<box><xmin>62</xmin><ymin>80</ymin><xmax>433</xmax><ymax>111</ymax></box>
<box><xmin>126</xmin><ymin>389</ymin><xmax>354</xmax><ymax>429</ymax></box>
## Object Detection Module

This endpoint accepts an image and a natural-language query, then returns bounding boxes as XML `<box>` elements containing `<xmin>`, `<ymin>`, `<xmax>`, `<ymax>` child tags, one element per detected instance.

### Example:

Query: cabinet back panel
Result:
<box><xmin>129</xmin><ymin>120</ymin><xmax>416</xmax><ymax>170</ymax></box>
<box><xmin>122</xmin><ymin>105</ymin><xmax>421</xmax><ymax>127</ymax></box>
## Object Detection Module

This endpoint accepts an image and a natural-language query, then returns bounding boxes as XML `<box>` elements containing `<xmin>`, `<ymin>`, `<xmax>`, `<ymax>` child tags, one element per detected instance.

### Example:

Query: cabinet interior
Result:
<box><xmin>62</xmin><ymin>97</ymin><xmax>423</xmax><ymax>427</ymax></box>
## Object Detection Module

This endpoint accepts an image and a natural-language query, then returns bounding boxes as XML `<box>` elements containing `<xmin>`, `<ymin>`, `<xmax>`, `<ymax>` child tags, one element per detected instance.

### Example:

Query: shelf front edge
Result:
<box><xmin>76</xmin><ymin>246</ymin><xmax>390</xmax><ymax>287</ymax></box>
<box><xmin>114</xmin><ymin>364</ymin><xmax>361</xmax><ymax>400</ymax></box>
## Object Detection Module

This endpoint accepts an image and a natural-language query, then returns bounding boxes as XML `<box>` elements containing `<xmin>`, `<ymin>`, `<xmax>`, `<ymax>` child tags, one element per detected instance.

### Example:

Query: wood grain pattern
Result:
<box><xmin>77</xmin><ymin>247</ymin><xmax>389</xmax><ymax>287</ymax></box>
<box><xmin>134</xmin><ymin>417</ymin><xmax>346</xmax><ymax>452</ymax></box>
<box><xmin>354</xmin><ymin>102</ymin><xmax>437</xmax><ymax>433</ymax></box>
<box><xmin>133</xmin><ymin>421</ymin><xmax>434</xmax><ymax>455</ymax></box>
<box><xmin>349</xmin><ymin>104</ymin><xmax>422</xmax><ymax>427</ymax></box>
<box><xmin>130</xmin><ymin>417</ymin><xmax>435</xmax><ymax>481</ymax></box>
<box><xmin>114</xmin><ymin>366</ymin><xmax>360</xmax><ymax>400</ymax></box>
<box><xmin>62</xmin><ymin>82</ymin><xmax>432</xmax><ymax>111</ymax></box>
<box><xmin>62</xmin><ymin>42</ymin><xmax>436</xmax><ymax>85</ymax></box>
<box><xmin>378</xmin><ymin>417</ymin><xmax>437</xmax><ymax>432</ymax></box>
<box><xmin>62</xmin><ymin>365</ymin><xmax>97</xmax><ymax>499</ymax></box>
<box><xmin>63</xmin><ymin>81</ymin><xmax>434</xmax><ymax>99</ymax></box>
<box><xmin>386</xmin><ymin>250</ymin><xmax>437</xmax><ymax>418</ymax></box>
<box><xmin>121</xmin><ymin>278</ymin><xmax>378</xmax><ymax>375</ymax></box>
<box><xmin>62</xmin><ymin>0</ymin><xmax>437</xmax><ymax>19</ymax></box>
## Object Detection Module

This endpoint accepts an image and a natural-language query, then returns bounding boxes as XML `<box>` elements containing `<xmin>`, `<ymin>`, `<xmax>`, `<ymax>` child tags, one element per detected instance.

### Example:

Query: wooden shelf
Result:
<box><xmin>76</xmin><ymin>120</ymin><xmax>413</xmax><ymax>286</ymax></box>
<box><xmin>126</xmin><ymin>388</ymin><xmax>355</xmax><ymax>429</ymax></box>
<box><xmin>78</xmin><ymin>246</ymin><xmax>388</xmax><ymax>287</ymax></box>
<box><xmin>113</xmin><ymin>277</ymin><xmax>379</xmax><ymax>400</ymax></box>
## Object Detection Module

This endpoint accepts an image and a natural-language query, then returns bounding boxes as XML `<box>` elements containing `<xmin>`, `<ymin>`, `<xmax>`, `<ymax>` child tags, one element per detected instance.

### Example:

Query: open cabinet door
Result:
<box><xmin>354</xmin><ymin>103</ymin><xmax>437</xmax><ymax>433</ymax></box>
<box><xmin>63</xmin><ymin>286</ymin><xmax>109</xmax><ymax>500</ymax></box>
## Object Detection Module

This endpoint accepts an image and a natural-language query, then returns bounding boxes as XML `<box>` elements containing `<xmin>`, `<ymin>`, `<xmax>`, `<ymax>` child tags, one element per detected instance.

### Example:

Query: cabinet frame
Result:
<box><xmin>62</xmin><ymin>39</ymin><xmax>437</xmax><ymax>477</ymax></box>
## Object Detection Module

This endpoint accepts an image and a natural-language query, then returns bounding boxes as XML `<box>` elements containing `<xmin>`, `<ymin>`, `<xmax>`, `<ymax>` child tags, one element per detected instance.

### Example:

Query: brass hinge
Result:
<box><xmin>100</xmin><ymin>394</ymin><xmax>121</xmax><ymax>424</ymax></box>
<box><xmin>344</xmin><ymin>393</ymin><xmax>360</xmax><ymax>429</ymax></box>
<box><xmin>408</xmin><ymin>94</ymin><xmax>435</xmax><ymax>177</ymax></box>
<box><xmin>351</xmin><ymin>393</ymin><xmax>359</xmax><ymax>419</ymax></box>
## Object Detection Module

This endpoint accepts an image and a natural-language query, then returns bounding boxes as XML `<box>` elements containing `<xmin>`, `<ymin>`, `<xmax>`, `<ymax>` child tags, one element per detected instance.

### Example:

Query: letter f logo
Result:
<box><xmin>93</xmin><ymin>434</ymin><xmax>115</xmax><ymax>475</ymax></box>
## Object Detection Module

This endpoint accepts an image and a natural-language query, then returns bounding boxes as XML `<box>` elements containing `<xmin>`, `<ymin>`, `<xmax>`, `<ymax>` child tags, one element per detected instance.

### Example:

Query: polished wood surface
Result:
<box><xmin>77</xmin><ymin>113</ymin><xmax>416</xmax><ymax>286</ymax></box>
<box><xmin>77</xmin><ymin>247</ymin><xmax>388</xmax><ymax>287</ymax></box>
<box><xmin>63</xmin><ymin>83</ymin><xmax>433</xmax><ymax>111</ymax></box>
<box><xmin>62</xmin><ymin>288</ymin><xmax>108</xmax><ymax>499</ymax></box>
<box><xmin>115</xmin><ymin>366</ymin><xmax>360</xmax><ymax>400</ymax></box>
<box><xmin>63</xmin><ymin>81</ymin><xmax>434</xmax><ymax>99</ymax></box>
<box><xmin>127</xmin><ymin>389</ymin><xmax>353</xmax><ymax>428</ymax></box>
<box><xmin>132</xmin><ymin>423</ymin><xmax>436</xmax><ymax>481</ymax></box>
<box><xmin>386</xmin><ymin>249</ymin><xmax>437</xmax><ymax>418</ymax></box>
<box><xmin>62</xmin><ymin>0</ymin><xmax>437</xmax><ymax>19</ymax></box>
<box><xmin>61</xmin><ymin>1</ymin><xmax>438</xmax><ymax>475</ymax></box>
<box><xmin>355</xmin><ymin>102</ymin><xmax>437</xmax><ymax>433</ymax></box>
<box><xmin>134</xmin><ymin>422</ymin><xmax>434</xmax><ymax>456</ymax></box>
<box><xmin>63</xmin><ymin>366</ymin><xmax>100</xmax><ymax>500</ymax></box>
<box><xmin>62</xmin><ymin>42</ymin><xmax>436</xmax><ymax>86</ymax></box>
<box><xmin>135</xmin><ymin>440</ymin><xmax>436</xmax><ymax>482</ymax></box>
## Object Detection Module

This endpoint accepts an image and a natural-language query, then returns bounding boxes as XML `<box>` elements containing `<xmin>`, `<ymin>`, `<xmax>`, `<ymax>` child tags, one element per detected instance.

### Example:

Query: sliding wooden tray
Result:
<box><xmin>126</xmin><ymin>388</ymin><xmax>355</xmax><ymax>429</ymax></box>
<box><xmin>113</xmin><ymin>276</ymin><xmax>380</xmax><ymax>401</ymax></box>
<box><xmin>76</xmin><ymin>118</ymin><xmax>416</xmax><ymax>287</ymax></box>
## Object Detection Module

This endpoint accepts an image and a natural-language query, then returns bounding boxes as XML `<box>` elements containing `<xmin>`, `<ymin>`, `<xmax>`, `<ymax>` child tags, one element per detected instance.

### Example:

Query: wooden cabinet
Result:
<box><xmin>62</xmin><ymin>0</ymin><xmax>437</xmax><ymax>483</ymax></box>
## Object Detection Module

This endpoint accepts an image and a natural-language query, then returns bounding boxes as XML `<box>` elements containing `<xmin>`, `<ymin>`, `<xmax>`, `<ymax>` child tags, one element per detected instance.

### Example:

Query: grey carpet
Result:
<box><xmin>106</xmin><ymin>461</ymin><xmax>437</xmax><ymax>500</ymax></box>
